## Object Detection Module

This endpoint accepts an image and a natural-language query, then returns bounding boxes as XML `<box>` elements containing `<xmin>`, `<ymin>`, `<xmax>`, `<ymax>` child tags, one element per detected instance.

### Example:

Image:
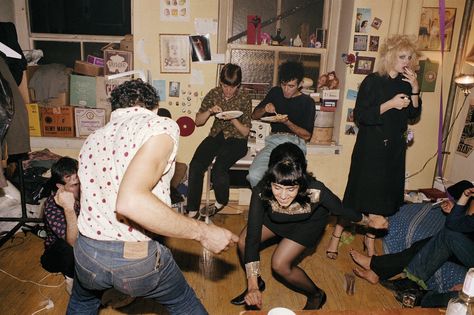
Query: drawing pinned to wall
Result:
<box><xmin>418</xmin><ymin>7</ymin><xmax>456</xmax><ymax>51</ymax></box>
<box><xmin>353</xmin><ymin>35</ymin><xmax>368</xmax><ymax>51</ymax></box>
<box><xmin>160</xmin><ymin>0</ymin><xmax>190</xmax><ymax>21</ymax></box>
<box><xmin>160</xmin><ymin>34</ymin><xmax>190</xmax><ymax>73</ymax></box>
<box><xmin>369</xmin><ymin>36</ymin><xmax>380</xmax><ymax>52</ymax></box>
<box><xmin>456</xmin><ymin>101</ymin><xmax>474</xmax><ymax>157</ymax></box>
<box><xmin>355</xmin><ymin>8</ymin><xmax>371</xmax><ymax>33</ymax></box>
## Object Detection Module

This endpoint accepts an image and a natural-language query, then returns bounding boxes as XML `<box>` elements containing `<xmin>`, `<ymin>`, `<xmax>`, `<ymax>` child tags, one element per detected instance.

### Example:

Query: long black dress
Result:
<box><xmin>343</xmin><ymin>73</ymin><xmax>422</xmax><ymax>216</ymax></box>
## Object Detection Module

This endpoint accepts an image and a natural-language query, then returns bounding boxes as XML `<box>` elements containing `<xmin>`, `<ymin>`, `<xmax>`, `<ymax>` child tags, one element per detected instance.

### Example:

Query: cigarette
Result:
<box><xmin>432</xmin><ymin>198</ymin><xmax>448</xmax><ymax>206</ymax></box>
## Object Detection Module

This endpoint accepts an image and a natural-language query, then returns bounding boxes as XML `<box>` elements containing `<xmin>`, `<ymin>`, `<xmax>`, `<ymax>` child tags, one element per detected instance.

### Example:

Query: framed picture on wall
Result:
<box><xmin>418</xmin><ymin>7</ymin><xmax>456</xmax><ymax>51</ymax></box>
<box><xmin>353</xmin><ymin>35</ymin><xmax>368</xmax><ymax>51</ymax></box>
<box><xmin>160</xmin><ymin>34</ymin><xmax>191</xmax><ymax>73</ymax></box>
<box><xmin>354</xmin><ymin>56</ymin><xmax>375</xmax><ymax>75</ymax></box>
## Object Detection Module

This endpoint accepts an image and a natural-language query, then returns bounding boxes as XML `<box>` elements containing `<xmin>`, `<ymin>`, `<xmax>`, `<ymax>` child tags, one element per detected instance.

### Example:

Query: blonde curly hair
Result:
<box><xmin>377</xmin><ymin>35</ymin><xmax>421</xmax><ymax>76</ymax></box>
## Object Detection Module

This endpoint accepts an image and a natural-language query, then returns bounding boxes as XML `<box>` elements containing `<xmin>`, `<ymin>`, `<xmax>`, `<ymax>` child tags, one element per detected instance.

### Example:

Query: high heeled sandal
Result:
<box><xmin>363</xmin><ymin>234</ymin><xmax>376</xmax><ymax>257</ymax></box>
<box><xmin>303</xmin><ymin>289</ymin><xmax>327</xmax><ymax>310</ymax></box>
<box><xmin>326</xmin><ymin>234</ymin><xmax>341</xmax><ymax>260</ymax></box>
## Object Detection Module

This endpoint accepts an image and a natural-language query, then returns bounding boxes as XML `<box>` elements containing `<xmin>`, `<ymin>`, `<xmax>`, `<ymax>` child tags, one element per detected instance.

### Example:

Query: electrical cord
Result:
<box><xmin>31</xmin><ymin>299</ymin><xmax>54</xmax><ymax>315</ymax></box>
<box><xmin>0</xmin><ymin>268</ymin><xmax>64</xmax><ymax>288</ymax></box>
<box><xmin>406</xmin><ymin>93</ymin><xmax>470</xmax><ymax>180</ymax></box>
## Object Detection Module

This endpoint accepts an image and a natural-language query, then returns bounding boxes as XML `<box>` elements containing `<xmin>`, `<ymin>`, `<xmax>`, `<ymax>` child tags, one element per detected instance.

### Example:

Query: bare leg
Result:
<box><xmin>326</xmin><ymin>223</ymin><xmax>344</xmax><ymax>260</ymax></box>
<box><xmin>349</xmin><ymin>249</ymin><xmax>371</xmax><ymax>270</ymax></box>
<box><xmin>272</xmin><ymin>239</ymin><xmax>326</xmax><ymax>310</ymax></box>
<box><xmin>364</xmin><ymin>214</ymin><xmax>383</xmax><ymax>256</ymax></box>
<box><xmin>353</xmin><ymin>267</ymin><xmax>379</xmax><ymax>284</ymax></box>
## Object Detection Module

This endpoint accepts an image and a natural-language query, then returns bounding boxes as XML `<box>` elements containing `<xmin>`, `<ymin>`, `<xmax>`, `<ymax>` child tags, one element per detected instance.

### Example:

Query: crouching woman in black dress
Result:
<box><xmin>230</xmin><ymin>142</ymin><xmax>388</xmax><ymax>310</ymax></box>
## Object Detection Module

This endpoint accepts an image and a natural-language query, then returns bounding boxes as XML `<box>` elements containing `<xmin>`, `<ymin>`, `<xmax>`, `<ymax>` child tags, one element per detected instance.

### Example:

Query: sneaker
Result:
<box><xmin>65</xmin><ymin>276</ymin><xmax>73</xmax><ymax>295</ymax></box>
<box><xmin>187</xmin><ymin>210</ymin><xmax>198</xmax><ymax>218</ymax></box>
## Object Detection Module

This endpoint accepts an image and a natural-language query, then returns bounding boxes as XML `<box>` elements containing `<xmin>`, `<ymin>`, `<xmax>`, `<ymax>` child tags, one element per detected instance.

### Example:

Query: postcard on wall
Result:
<box><xmin>418</xmin><ymin>7</ymin><xmax>456</xmax><ymax>51</ymax></box>
<box><xmin>345</xmin><ymin>124</ymin><xmax>358</xmax><ymax>135</ymax></box>
<box><xmin>153</xmin><ymin>80</ymin><xmax>167</xmax><ymax>102</ymax></box>
<box><xmin>346</xmin><ymin>89</ymin><xmax>358</xmax><ymax>100</ymax></box>
<box><xmin>355</xmin><ymin>8</ymin><xmax>371</xmax><ymax>33</ymax></box>
<box><xmin>346</xmin><ymin>108</ymin><xmax>354</xmax><ymax>122</ymax></box>
<box><xmin>371</xmin><ymin>17</ymin><xmax>382</xmax><ymax>30</ymax></box>
<box><xmin>369</xmin><ymin>36</ymin><xmax>380</xmax><ymax>51</ymax></box>
<box><xmin>456</xmin><ymin>102</ymin><xmax>474</xmax><ymax>157</ymax></box>
<box><xmin>160</xmin><ymin>0</ymin><xmax>190</xmax><ymax>21</ymax></box>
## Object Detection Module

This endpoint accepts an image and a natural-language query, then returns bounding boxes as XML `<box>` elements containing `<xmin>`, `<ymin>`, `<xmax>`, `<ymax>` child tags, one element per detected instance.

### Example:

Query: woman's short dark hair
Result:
<box><xmin>260</xmin><ymin>142</ymin><xmax>312</xmax><ymax>205</ymax></box>
<box><xmin>278</xmin><ymin>61</ymin><xmax>304</xmax><ymax>84</ymax></box>
<box><xmin>46</xmin><ymin>157</ymin><xmax>78</xmax><ymax>193</ymax></box>
<box><xmin>219</xmin><ymin>63</ymin><xmax>242</xmax><ymax>87</ymax></box>
<box><xmin>109</xmin><ymin>79</ymin><xmax>160</xmax><ymax>111</ymax></box>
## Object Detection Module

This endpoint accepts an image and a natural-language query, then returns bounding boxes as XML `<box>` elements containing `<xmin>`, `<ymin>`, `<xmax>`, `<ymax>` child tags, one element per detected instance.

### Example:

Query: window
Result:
<box><xmin>222</xmin><ymin>0</ymin><xmax>329</xmax><ymax>87</ymax></box>
<box><xmin>27</xmin><ymin>0</ymin><xmax>132</xmax><ymax>68</ymax></box>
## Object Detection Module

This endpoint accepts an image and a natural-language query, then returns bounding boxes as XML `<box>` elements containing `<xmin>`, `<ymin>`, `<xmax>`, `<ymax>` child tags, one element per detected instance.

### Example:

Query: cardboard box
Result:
<box><xmin>86</xmin><ymin>55</ymin><xmax>105</xmax><ymax>67</ymax></box>
<box><xmin>74</xmin><ymin>107</ymin><xmax>106</xmax><ymax>137</ymax></box>
<box><xmin>120</xmin><ymin>34</ymin><xmax>133</xmax><ymax>52</ymax></box>
<box><xmin>26</xmin><ymin>65</ymin><xmax>70</xmax><ymax>106</ymax></box>
<box><xmin>41</xmin><ymin>106</ymin><xmax>74</xmax><ymax>137</ymax></box>
<box><xmin>74</xmin><ymin>60</ymin><xmax>104</xmax><ymax>77</ymax></box>
<box><xmin>102</xmin><ymin>43</ymin><xmax>133</xmax><ymax>75</ymax></box>
<box><xmin>70</xmin><ymin>74</ymin><xmax>97</xmax><ymax>107</ymax></box>
<box><xmin>26</xmin><ymin>103</ymin><xmax>42</xmax><ymax>137</ymax></box>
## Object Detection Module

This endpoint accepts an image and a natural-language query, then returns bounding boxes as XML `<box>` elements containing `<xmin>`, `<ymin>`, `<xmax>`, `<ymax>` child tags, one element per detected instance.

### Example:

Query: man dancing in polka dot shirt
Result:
<box><xmin>67</xmin><ymin>79</ymin><xmax>238</xmax><ymax>315</ymax></box>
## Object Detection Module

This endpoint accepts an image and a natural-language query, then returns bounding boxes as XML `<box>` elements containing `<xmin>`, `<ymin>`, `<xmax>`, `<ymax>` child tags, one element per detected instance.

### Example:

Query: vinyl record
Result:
<box><xmin>176</xmin><ymin>116</ymin><xmax>195</xmax><ymax>137</ymax></box>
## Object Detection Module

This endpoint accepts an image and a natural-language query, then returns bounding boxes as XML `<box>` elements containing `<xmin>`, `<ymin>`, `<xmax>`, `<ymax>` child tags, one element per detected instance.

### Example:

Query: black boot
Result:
<box><xmin>230</xmin><ymin>277</ymin><xmax>265</xmax><ymax>305</ymax></box>
<box><xmin>303</xmin><ymin>289</ymin><xmax>327</xmax><ymax>310</ymax></box>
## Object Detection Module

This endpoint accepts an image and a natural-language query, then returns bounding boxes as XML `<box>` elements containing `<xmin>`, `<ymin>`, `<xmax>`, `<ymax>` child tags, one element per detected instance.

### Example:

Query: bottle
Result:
<box><xmin>446</xmin><ymin>268</ymin><xmax>474</xmax><ymax>315</ymax></box>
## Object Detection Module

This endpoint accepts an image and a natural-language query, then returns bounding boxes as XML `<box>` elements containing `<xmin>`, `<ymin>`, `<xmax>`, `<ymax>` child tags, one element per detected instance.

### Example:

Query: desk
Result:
<box><xmin>240</xmin><ymin>308</ymin><xmax>443</xmax><ymax>315</ymax></box>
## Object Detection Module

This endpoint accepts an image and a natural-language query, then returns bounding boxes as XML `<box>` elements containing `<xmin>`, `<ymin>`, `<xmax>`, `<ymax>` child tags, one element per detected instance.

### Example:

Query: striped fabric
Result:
<box><xmin>383</xmin><ymin>203</ymin><xmax>466</xmax><ymax>292</ymax></box>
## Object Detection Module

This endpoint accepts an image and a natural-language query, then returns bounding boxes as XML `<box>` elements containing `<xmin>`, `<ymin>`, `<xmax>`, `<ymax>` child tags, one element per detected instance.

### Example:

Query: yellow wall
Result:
<box><xmin>133</xmin><ymin>0</ymin><xmax>219</xmax><ymax>163</ymax></box>
<box><xmin>131</xmin><ymin>0</ymin><xmax>469</xmax><ymax>198</ymax></box>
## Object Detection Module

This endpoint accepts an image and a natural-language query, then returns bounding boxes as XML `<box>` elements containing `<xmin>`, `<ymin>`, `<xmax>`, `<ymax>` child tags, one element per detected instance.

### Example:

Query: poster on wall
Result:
<box><xmin>160</xmin><ymin>34</ymin><xmax>191</xmax><ymax>73</ymax></box>
<box><xmin>160</xmin><ymin>0</ymin><xmax>190</xmax><ymax>21</ymax></box>
<box><xmin>456</xmin><ymin>101</ymin><xmax>474</xmax><ymax>157</ymax></box>
<box><xmin>418</xmin><ymin>7</ymin><xmax>456</xmax><ymax>51</ymax></box>
<box><xmin>355</xmin><ymin>8</ymin><xmax>371</xmax><ymax>33</ymax></box>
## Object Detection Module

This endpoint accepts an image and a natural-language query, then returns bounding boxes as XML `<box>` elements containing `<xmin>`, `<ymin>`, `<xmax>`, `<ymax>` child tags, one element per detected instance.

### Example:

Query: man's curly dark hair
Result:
<box><xmin>109</xmin><ymin>79</ymin><xmax>160</xmax><ymax>111</ymax></box>
<box><xmin>278</xmin><ymin>60</ymin><xmax>305</xmax><ymax>84</ymax></box>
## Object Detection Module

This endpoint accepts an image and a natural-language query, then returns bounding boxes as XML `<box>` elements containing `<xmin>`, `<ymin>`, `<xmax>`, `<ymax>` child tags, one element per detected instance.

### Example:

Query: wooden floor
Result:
<box><xmin>0</xmin><ymin>205</ymin><xmax>403</xmax><ymax>315</ymax></box>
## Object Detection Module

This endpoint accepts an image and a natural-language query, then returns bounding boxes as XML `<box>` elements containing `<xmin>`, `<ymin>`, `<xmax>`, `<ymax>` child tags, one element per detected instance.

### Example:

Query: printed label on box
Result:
<box><xmin>322</xmin><ymin>89</ymin><xmax>340</xmax><ymax>100</ymax></box>
<box><xmin>26</xmin><ymin>103</ymin><xmax>41</xmax><ymax>136</ymax></box>
<box><xmin>74</xmin><ymin>107</ymin><xmax>106</xmax><ymax>137</ymax></box>
<box><xmin>41</xmin><ymin>106</ymin><xmax>74</xmax><ymax>137</ymax></box>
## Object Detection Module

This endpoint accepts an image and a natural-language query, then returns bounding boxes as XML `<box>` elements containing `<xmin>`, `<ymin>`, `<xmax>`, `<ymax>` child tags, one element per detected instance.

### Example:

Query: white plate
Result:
<box><xmin>215</xmin><ymin>110</ymin><xmax>243</xmax><ymax>120</ymax></box>
<box><xmin>260</xmin><ymin>114</ymin><xmax>288</xmax><ymax>122</ymax></box>
<box><xmin>267</xmin><ymin>307</ymin><xmax>296</xmax><ymax>315</ymax></box>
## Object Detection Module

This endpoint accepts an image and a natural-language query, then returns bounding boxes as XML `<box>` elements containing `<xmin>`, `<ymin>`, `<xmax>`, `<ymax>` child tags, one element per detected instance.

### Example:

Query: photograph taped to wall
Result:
<box><xmin>160</xmin><ymin>34</ymin><xmax>191</xmax><ymax>73</ymax></box>
<box><xmin>418</xmin><ymin>7</ymin><xmax>456</xmax><ymax>51</ymax></box>
<box><xmin>355</xmin><ymin>8</ymin><xmax>371</xmax><ymax>33</ymax></box>
<box><xmin>353</xmin><ymin>35</ymin><xmax>368</xmax><ymax>51</ymax></box>
<box><xmin>369</xmin><ymin>36</ymin><xmax>380</xmax><ymax>51</ymax></box>
<box><xmin>190</xmin><ymin>34</ymin><xmax>211</xmax><ymax>62</ymax></box>
<box><xmin>456</xmin><ymin>101</ymin><xmax>474</xmax><ymax>157</ymax></box>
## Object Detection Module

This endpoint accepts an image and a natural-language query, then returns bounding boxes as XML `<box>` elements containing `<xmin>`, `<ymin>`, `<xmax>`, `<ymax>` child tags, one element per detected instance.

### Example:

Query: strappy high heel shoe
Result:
<box><xmin>326</xmin><ymin>234</ymin><xmax>341</xmax><ymax>260</ymax></box>
<box><xmin>363</xmin><ymin>234</ymin><xmax>376</xmax><ymax>257</ymax></box>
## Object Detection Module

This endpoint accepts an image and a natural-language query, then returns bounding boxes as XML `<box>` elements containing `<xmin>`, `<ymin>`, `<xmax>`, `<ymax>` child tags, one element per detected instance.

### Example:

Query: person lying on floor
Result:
<box><xmin>231</xmin><ymin>142</ymin><xmax>388</xmax><ymax>310</ymax></box>
<box><xmin>349</xmin><ymin>180</ymin><xmax>474</xmax><ymax>307</ymax></box>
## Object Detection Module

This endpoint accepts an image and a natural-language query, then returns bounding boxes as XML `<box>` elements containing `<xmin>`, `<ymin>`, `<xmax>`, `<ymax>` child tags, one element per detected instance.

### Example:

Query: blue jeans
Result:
<box><xmin>247</xmin><ymin>134</ymin><xmax>307</xmax><ymax>187</ymax></box>
<box><xmin>406</xmin><ymin>228</ymin><xmax>474</xmax><ymax>282</ymax></box>
<box><xmin>67</xmin><ymin>234</ymin><xmax>207</xmax><ymax>315</ymax></box>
